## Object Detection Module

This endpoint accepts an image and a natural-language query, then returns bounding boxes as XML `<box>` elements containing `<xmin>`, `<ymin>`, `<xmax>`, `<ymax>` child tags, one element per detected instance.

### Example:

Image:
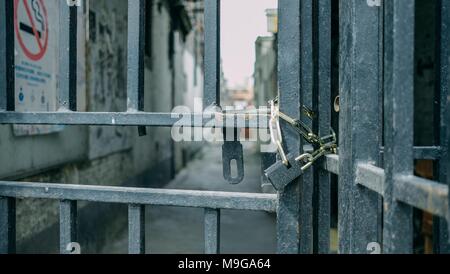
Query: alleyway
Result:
<box><xmin>102</xmin><ymin>143</ymin><xmax>277</xmax><ymax>254</ymax></box>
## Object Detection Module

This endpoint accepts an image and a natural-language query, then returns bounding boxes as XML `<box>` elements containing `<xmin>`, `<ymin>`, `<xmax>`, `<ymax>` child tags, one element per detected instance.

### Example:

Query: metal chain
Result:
<box><xmin>269</xmin><ymin>98</ymin><xmax>337</xmax><ymax>171</ymax></box>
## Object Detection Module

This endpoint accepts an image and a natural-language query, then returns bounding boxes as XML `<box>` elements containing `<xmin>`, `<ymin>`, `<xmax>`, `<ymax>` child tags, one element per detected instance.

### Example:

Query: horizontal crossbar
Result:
<box><xmin>355</xmin><ymin>163</ymin><xmax>385</xmax><ymax>195</ymax></box>
<box><xmin>322</xmin><ymin>146</ymin><xmax>443</xmax><ymax>176</ymax></box>
<box><xmin>380</xmin><ymin>146</ymin><xmax>443</xmax><ymax>160</ymax></box>
<box><xmin>395</xmin><ymin>175</ymin><xmax>448</xmax><ymax>218</ymax></box>
<box><xmin>321</xmin><ymin>156</ymin><xmax>448</xmax><ymax>217</ymax></box>
<box><xmin>354</xmin><ymin>164</ymin><xmax>448</xmax><ymax>217</ymax></box>
<box><xmin>0</xmin><ymin>112</ymin><xmax>268</xmax><ymax>129</ymax></box>
<box><xmin>0</xmin><ymin>181</ymin><xmax>278</xmax><ymax>212</ymax></box>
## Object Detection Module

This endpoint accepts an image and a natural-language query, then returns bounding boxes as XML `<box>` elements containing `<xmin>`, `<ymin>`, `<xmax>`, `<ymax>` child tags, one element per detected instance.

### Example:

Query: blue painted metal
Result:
<box><xmin>338</xmin><ymin>0</ymin><xmax>382</xmax><ymax>254</ymax></box>
<box><xmin>204</xmin><ymin>0</ymin><xmax>220</xmax><ymax>108</ymax></box>
<box><xmin>382</xmin><ymin>0</ymin><xmax>415</xmax><ymax>253</ymax></box>
<box><xmin>314</xmin><ymin>0</ymin><xmax>331</xmax><ymax>254</ymax></box>
<box><xmin>128</xmin><ymin>204</ymin><xmax>145</xmax><ymax>254</ymax></box>
<box><xmin>60</xmin><ymin>200</ymin><xmax>78</xmax><ymax>254</ymax></box>
<box><xmin>58</xmin><ymin>4</ymin><xmax>77</xmax><ymax>111</ymax></box>
<box><xmin>0</xmin><ymin>197</ymin><xmax>15</xmax><ymax>254</ymax></box>
<box><xmin>127</xmin><ymin>0</ymin><xmax>147</xmax><ymax>136</ymax></box>
<box><xmin>434</xmin><ymin>0</ymin><xmax>450</xmax><ymax>252</ymax></box>
<box><xmin>0</xmin><ymin>0</ymin><xmax>14</xmax><ymax>111</ymax></box>
<box><xmin>299</xmin><ymin>0</ymin><xmax>314</xmax><ymax>254</ymax></box>
<box><xmin>204</xmin><ymin>208</ymin><xmax>220</xmax><ymax>254</ymax></box>
<box><xmin>276</xmin><ymin>0</ymin><xmax>301</xmax><ymax>254</ymax></box>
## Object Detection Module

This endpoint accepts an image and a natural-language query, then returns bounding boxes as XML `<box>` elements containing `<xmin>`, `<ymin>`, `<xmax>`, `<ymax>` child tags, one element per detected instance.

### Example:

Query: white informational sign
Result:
<box><xmin>14</xmin><ymin>0</ymin><xmax>63</xmax><ymax>136</ymax></box>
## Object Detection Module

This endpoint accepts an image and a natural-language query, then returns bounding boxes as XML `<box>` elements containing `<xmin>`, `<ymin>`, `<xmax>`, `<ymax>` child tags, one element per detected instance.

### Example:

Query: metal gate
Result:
<box><xmin>0</xmin><ymin>0</ymin><xmax>450</xmax><ymax>254</ymax></box>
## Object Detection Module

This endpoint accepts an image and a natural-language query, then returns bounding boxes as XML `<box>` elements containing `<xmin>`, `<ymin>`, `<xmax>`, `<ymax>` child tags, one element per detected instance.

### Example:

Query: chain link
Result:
<box><xmin>269</xmin><ymin>98</ymin><xmax>337</xmax><ymax>171</ymax></box>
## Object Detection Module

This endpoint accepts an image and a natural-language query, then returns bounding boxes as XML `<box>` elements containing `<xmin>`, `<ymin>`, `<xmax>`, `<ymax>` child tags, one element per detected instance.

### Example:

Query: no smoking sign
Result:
<box><xmin>14</xmin><ymin>0</ymin><xmax>49</xmax><ymax>61</ymax></box>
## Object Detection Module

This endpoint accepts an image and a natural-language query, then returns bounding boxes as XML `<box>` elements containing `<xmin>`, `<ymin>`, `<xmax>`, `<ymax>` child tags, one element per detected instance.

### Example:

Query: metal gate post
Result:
<box><xmin>128</xmin><ymin>204</ymin><xmax>146</xmax><ymax>254</ymax></box>
<box><xmin>434</xmin><ymin>0</ymin><xmax>450</xmax><ymax>253</ymax></box>
<box><xmin>0</xmin><ymin>197</ymin><xmax>15</xmax><ymax>254</ymax></box>
<box><xmin>383</xmin><ymin>0</ymin><xmax>415</xmax><ymax>253</ymax></box>
<box><xmin>299</xmin><ymin>0</ymin><xmax>315</xmax><ymax>254</ymax></box>
<box><xmin>444</xmin><ymin>0</ymin><xmax>450</xmax><ymax>246</ymax></box>
<box><xmin>0</xmin><ymin>0</ymin><xmax>14</xmax><ymax>111</ymax></box>
<box><xmin>276</xmin><ymin>0</ymin><xmax>302</xmax><ymax>254</ymax></box>
<box><xmin>338</xmin><ymin>0</ymin><xmax>382</xmax><ymax>254</ymax></box>
<box><xmin>127</xmin><ymin>0</ymin><xmax>147</xmax><ymax>136</ymax></box>
<box><xmin>60</xmin><ymin>200</ymin><xmax>78</xmax><ymax>254</ymax></box>
<box><xmin>314</xmin><ymin>0</ymin><xmax>332</xmax><ymax>254</ymax></box>
<box><xmin>447</xmin><ymin>71</ymin><xmax>450</xmax><ymax>245</ymax></box>
<box><xmin>58</xmin><ymin>2</ymin><xmax>78</xmax><ymax>111</ymax></box>
<box><xmin>204</xmin><ymin>0</ymin><xmax>221</xmax><ymax>108</ymax></box>
<box><xmin>204</xmin><ymin>208</ymin><xmax>220</xmax><ymax>254</ymax></box>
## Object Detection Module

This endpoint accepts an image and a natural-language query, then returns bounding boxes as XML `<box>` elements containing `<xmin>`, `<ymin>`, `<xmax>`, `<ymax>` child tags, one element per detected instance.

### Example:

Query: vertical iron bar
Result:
<box><xmin>383</xmin><ymin>0</ymin><xmax>415</xmax><ymax>254</ymax></box>
<box><xmin>441</xmin><ymin>0</ymin><xmax>450</xmax><ymax>248</ymax></box>
<box><xmin>128</xmin><ymin>204</ymin><xmax>145</xmax><ymax>254</ymax></box>
<box><xmin>434</xmin><ymin>0</ymin><xmax>450</xmax><ymax>253</ymax></box>
<box><xmin>277</xmin><ymin>0</ymin><xmax>301</xmax><ymax>254</ymax></box>
<box><xmin>0</xmin><ymin>0</ymin><xmax>15</xmax><ymax>111</ymax></box>
<box><xmin>299</xmin><ymin>0</ymin><xmax>314</xmax><ymax>254</ymax></box>
<box><xmin>59</xmin><ymin>200</ymin><xmax>77</xmax><ymax>254</ymax></box>
<box><xmin>204</xmin><ymin>0</ymin><xmax>221</xmax><ymax>107</ymax></box>
<box><xmin>58</xmin><ymin>2</ymin><xmax>77</xmax><ymax>111</ymax></box>
<box><xmin>0</xmin><ymin>197</ymin><xmax>16</xmax><ymax>254</ymax></box>
<box><xmin>204</xmin><ymin>208</ymin><xmax>220</xmax><ymax>254</ymax></box>
<box><xmin>127</xmin><ymin>0</ymin><xmax>147</xmax><ymax>136</ymax></box>
<box><xmin>314</xmin><ymin>0</ymin><xmax>331</xmax><ymax>254</ymax></box>
<box><xmin>338</xmin><ymin>0</ymin><xmax>382</xmax><ymax>254</ymax></box>
<box><xmin>447</xmin><ymin>65</ymin><xmax>450</xmax><ymax>246</ymax></box>
<box><xmin>377</xmin><ymin>1</ymin><xmax>385</xmax><ymax>246</ymax></box>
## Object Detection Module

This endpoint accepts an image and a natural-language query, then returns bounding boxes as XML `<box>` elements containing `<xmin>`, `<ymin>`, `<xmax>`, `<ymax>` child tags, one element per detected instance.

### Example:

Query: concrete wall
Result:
<box><xmin>11</xmin><ymin>0</ymin><xmax>204</xmax><ymax>253</ymax></box>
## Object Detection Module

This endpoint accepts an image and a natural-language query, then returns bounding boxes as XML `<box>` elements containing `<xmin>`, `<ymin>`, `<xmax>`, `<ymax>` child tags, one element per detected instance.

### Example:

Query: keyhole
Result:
<box><xmin>230</xmin><ymin>159</ymin><xmax>238</xmax><ymax>179</ymax></box>
<box><xmin>334</xmin><ymin>96</ymin><xmax>340</xmax><ymax>113</ymax></box>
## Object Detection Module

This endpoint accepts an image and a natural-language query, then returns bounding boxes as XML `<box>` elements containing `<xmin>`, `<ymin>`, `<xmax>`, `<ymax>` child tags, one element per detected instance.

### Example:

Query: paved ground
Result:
<box><xmin>102</xmin><ymin>143</ymin><xmax>277</xmax><ymax>254</ymax></box>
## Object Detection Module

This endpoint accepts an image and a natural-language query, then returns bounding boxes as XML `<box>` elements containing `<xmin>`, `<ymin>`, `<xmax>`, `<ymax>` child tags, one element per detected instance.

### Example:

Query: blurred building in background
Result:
<box><xmin>253</xmin><ymin>8</ymin><xmax>277</xmax><ymax>108</ymax></box>
<box><xmin>253</xmin><ymin>9</ymin><xmax>278</xmax><ymax>194</ymax></box>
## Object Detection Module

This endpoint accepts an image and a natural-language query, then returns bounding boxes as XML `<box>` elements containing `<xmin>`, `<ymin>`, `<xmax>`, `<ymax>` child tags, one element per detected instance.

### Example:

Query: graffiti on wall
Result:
<box><xmin>87</xmin><ymin>2</ymin><xmax>132</xmax><ymax>159</ymax></box>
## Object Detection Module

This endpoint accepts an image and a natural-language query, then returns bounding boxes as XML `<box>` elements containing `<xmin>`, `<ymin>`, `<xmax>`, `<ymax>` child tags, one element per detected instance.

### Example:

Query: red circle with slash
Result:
<box><xmin>14</xmin><ymin>0</ymin><xmax>49</xmax><ymax>61</ymax></box>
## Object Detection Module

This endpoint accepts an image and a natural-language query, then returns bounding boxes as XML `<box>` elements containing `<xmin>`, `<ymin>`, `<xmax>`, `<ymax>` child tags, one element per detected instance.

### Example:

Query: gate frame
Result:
<box><xmin>0</xmin><ymin>0</ymin><xmax>449</xmax><ymax>255</ymax></box>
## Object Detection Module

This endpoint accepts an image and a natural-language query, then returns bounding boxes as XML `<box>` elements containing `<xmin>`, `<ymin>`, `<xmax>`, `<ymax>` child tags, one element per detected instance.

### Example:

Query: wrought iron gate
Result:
<box><xmin>0</xmin><ymin>0</ymin><xmax>449</xmax><ymax>254</ymax></box>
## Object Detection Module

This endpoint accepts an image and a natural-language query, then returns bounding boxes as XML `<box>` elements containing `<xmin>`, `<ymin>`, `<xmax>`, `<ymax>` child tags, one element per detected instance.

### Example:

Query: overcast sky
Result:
<box><xmin>221</xmin><ymin>0</ymin><xmax>277</xmax><ymax>89</ymax></box>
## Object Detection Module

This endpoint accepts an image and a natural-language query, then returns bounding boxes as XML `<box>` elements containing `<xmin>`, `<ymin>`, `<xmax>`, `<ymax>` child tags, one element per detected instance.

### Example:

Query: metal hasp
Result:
<box><xmin>204</xmin><ymin>0</ymin><xmax>245</xmax><ymax>184</ymax></box>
